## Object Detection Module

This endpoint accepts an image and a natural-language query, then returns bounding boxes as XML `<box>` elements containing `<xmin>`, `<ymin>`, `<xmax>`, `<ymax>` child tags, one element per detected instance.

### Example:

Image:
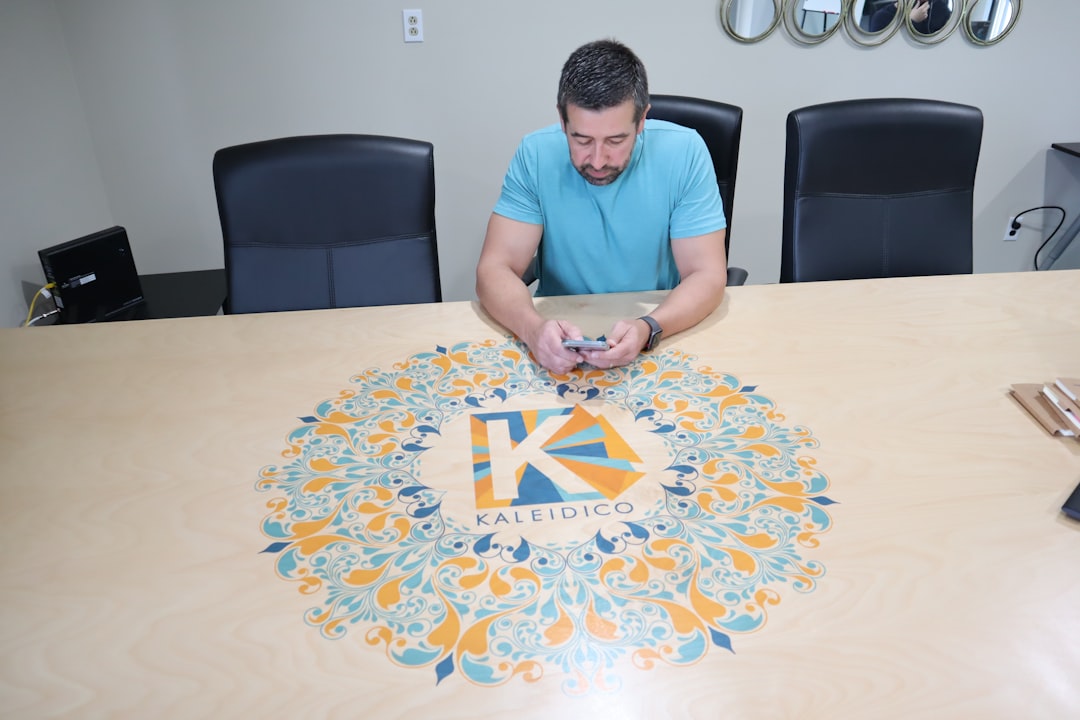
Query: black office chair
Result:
<box><xmin>213</xmin><ymin>134</ymin><xmax>441</xmax><ymax>314</ymax></box>
<box><xmin>781</xmin><ymin>98</ymin><xmax>983</xmax><ymax>283</ymax></box>
<box><xmin>648</xmin><ymin>94</ymin><xmax>746</xmax><ymax>286</ymax></box>
<box><xmin>521</xmin><ymin>95</ymin><xmax>746</xmax><ymax>288</ymax></box>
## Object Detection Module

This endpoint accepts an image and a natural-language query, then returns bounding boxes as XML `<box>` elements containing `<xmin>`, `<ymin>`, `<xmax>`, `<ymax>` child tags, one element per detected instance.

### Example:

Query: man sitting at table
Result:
<box><xmin>475</xmin><ymin>39</ymin><xmax>728</xmax><ymax>374</ymax></box>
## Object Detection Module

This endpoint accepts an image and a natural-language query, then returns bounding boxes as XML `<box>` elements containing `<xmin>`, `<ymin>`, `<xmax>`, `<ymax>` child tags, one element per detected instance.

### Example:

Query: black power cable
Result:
<box><xmin>1009</xmin><ymin>205</ymin><xmax>1068</xmax><ymax>271</ymax></box>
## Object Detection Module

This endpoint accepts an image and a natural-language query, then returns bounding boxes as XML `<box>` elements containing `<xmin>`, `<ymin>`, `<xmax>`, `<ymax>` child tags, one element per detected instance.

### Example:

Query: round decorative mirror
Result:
<box><xmin>720</xmin><ymin>0</ymin><xmax>783</xmax><ymax>43</ymax></box>
<box><xmin>783</xmin><ymin>0</ymin><xmax>847</xmax><ymax>45</ymax></box>
<box><xmin>846</xmin><ymin>0</ymin><xmax>906</xmax><ymax>46</ymax></box>
<box><xmin>964</xmin><ymin>0</ymin><xmax>1021</xmax><ymax>45</ymax></box>
<box><xmin>906</xmin><ymin>0</ymin><xmax>963</xmax><ymax>44</ymax></box>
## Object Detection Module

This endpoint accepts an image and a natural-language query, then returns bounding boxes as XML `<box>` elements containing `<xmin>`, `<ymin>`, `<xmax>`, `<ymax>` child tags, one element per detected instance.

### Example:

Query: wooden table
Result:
<box><xmin>2</xmin><ymin>270</ymin><xmax>1078</xmax><ymax>718</ymax></box>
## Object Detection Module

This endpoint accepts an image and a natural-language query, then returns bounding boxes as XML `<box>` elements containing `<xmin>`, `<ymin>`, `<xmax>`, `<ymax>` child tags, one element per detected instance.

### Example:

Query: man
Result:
<box><xmin>868</xmin><ymin>0</ymin><xmax>950</xmax><ymax>34</ymax></box>
<box><xmin>475</xmin><ymin>39</ymin><xmax>728</xmax><ymax>374</ymax></box>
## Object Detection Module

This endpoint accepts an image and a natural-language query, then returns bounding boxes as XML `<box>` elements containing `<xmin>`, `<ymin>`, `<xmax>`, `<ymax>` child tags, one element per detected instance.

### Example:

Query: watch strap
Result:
<box><xmin>638</xmin><ymin>315</ymin><xmax>662</xmax><ymax>351</ymax></box>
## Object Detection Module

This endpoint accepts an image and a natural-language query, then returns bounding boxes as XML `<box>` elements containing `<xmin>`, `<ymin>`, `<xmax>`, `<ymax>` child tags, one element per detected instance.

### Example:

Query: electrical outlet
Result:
<box><xmin>403</xmin><ymin>9</ymin><xmax>423</xmax><ymax>43</ymax></box>
<box><xmin>1003</xmin><ymin>215</ymin><xmax>1021</xmax><ymax>242</ymax></box>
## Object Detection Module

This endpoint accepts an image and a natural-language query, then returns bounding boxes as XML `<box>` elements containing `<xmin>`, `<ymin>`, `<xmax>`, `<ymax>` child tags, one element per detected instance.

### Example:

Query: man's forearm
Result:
<box><xmin>476</xmin><ymin>267</ymin><xmax>546</xmax><ymax>343</ymax></box>
<box><xmin>646</xmin><ymin>270</ymin><xmax>726</xmax><ymax>340</ymax></box>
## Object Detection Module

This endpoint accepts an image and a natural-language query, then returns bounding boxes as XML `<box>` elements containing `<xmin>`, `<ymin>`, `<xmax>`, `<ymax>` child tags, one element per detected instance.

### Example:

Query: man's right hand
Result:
<box><xmin>526</xmin><ymin>318</ymin><xmax>586</xmax><ymax>374</ymax></box>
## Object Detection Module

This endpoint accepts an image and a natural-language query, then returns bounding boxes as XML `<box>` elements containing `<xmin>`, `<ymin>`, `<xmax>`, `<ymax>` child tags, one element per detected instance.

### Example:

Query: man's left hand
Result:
<box><xmin>578</xmin><ymin>317</ymin><xmax>648</xmax><ymax>369</ymax></box>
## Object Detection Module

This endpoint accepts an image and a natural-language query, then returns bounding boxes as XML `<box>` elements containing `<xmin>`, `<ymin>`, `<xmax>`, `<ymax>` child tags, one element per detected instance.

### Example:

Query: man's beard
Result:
<box><xmin>576</xmin><ymin>163</ymin><xmax>626</xmax><ymax>186</ymax></box>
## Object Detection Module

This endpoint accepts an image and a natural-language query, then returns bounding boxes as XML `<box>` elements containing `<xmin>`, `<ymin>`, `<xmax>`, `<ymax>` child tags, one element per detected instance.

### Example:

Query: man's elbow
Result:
<box><xmin>475</xmin><ymin>260</ymin><xmax>495</xmax><ymax>303</ymax></box>
<box><xmin>710</xmin><ymin>275</ymin><xmax>727</xmax><ymax>313</ymax></box>
<box><xmin>475</xmin><ymin>257</ymin><xmax>521</xmax><ymax>304</ymax></box>
<box><xmin>688</xmin><ymin>264</ymin><xmax>727</xmax><ymax>297</ymax></box>
<box><xmin>690</xmin><ymin>266</ymin><xmax>727</xmax><ymax>316</ymax></box>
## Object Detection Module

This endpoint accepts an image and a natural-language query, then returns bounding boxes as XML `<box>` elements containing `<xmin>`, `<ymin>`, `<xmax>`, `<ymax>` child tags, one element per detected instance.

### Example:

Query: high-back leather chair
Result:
<box><xmin>648</xmin><ymin>95</ymin><xmax>747</xmax><ymax>286</ymax></box>
<box><xmin>213</xmin><ymin>134</ymin><xmax>441</xmax><ymax>314</ymax></box>
<box><xmin>781</xmin><ymin>98</ymin><xmax>983</xmax><ymax>283</ymax></box>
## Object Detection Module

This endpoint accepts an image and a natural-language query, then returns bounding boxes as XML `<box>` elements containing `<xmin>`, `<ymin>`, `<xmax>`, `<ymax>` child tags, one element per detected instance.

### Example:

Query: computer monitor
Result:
<box><xmin>38</xmin><ymin>226</ymin><xmax>145</xmax><ymax>323</ymax></box>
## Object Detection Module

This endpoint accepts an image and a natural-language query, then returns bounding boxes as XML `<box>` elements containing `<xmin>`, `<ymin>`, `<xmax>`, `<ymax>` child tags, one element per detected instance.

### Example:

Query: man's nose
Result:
<box><xmin>589</xmin><ymin>144</ymin><xmax>606</xmax><ymax>168</ymax></box>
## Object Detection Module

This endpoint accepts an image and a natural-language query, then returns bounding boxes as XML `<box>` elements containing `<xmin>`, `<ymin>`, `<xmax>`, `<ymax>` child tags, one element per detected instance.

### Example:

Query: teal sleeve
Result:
<box><xmin>669</xmin><ymin>134</ymin><xmax>727</xmax><ymax>240</ymax></box>
<box><xmin>493</xmin><ymin>141</ymin><xmax>544</xmax><ymax>226</ymax></box>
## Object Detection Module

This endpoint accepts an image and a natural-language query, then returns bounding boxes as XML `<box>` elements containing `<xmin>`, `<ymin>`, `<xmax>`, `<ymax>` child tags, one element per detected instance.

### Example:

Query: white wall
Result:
<box><xmin>0</xmin><ymin>0</ymin><xmax>113</xmax><ymax>327</ymax></box>
<box><xmin>4</xmin><ymin>0</ymin><xmax>1080</xmax><ymax>326</ymax></box>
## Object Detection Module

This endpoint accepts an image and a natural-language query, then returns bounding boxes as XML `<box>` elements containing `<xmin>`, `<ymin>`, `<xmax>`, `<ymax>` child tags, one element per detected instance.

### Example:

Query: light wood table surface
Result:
<box><xmin>2</xmin><ymin>270</ymin><xmax>1078</xmax><ymax>718</ymax></box>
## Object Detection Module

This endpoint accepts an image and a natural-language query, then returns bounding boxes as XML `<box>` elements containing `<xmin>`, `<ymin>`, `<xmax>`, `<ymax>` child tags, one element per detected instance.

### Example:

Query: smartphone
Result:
<box><xmin>562</xmin><ymin>338</ymin><xmax>609</xmax><ymax>351</ymax></box>
<box><xmin>1063</xmin><ymin>481</ymin><xmax>1080</xmax><ymax>521</ymax></box>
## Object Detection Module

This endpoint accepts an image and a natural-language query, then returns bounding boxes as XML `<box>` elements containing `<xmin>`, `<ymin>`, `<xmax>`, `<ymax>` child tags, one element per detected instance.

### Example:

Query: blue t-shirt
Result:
<box><xmin>493</xmin><ymin>119</ymin><xmax>726</xmax><ymax>297</ymax></box>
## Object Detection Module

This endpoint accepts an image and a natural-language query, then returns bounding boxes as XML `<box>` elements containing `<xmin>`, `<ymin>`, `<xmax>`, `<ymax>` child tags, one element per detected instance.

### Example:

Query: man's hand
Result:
<box><xmin>911</xmin><ymin>0</ymin><xmax>930</xmax><ymax>23</ymax></box>
<box><xmin>526</xmin><ymin>318</ymin><xmax>588</xmax><ymax>374</ymax></box>
<box><xmin>578</xmin><ymin>317</ymin><xmax>648</xmax><ymax>369</ymax></box>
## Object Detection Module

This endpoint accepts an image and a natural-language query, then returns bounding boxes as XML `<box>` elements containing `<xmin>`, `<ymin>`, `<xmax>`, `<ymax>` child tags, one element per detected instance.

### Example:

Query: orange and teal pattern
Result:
<box><xmin>257</xmin><ymin>339</ymin><xmax>835</xmax><ymax>693</ymax></box>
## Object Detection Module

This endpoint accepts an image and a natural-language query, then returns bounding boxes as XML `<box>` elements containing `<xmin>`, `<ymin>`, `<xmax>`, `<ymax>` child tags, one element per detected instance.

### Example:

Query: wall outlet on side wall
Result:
<box><xmin>1003</xmin><ymin>215</ymin><xmax>1021</xmax><ymax>241</ymax></box>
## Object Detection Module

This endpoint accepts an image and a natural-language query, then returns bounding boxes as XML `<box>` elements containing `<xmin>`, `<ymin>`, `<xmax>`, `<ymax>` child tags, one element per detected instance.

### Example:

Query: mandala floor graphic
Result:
<box><xmin>258</xmin><ymin>339</ymin><xmax>835</xmax><ymax>693</ymax></box>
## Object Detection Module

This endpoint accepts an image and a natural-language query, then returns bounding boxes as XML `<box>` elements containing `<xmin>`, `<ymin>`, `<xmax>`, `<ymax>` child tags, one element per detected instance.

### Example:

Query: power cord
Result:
<box><xmin>1010</xmin><ymin>206</ymin><xmax>1067</xmax><ymax>271</ymax></box>
<box><xmin>23</xmin><ymin>282</ymin><xmax>57</xmax><ymax>327</ymax></box>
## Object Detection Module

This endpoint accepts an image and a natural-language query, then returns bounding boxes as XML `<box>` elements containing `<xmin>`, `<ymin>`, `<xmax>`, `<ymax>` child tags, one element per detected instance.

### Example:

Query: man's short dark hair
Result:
<box><xmin>557</xmin><ymin>39</ymin><xmax>649</xmax><ymax>124</ymax></box>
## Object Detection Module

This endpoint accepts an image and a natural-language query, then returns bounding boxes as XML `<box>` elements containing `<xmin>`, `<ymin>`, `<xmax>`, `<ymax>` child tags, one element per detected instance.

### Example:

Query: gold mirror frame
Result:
<box><xmin>783</xmin><ymin>0</ymin><xmax>848</xmax><ymax>45</ymax></box>
<box><xmin>905</xmin><ymin>0</ymin><xmax>966</xmax><ymax>45</ymax></box>
<box><xmin>845</xmin><ymin>0</ymin><xmax>906</xmax><ymax>47</ymax></box>
<box><xmin>720</xmin><ymin>0</ymin><xmax>1020</xmax><ymax>45</ymax></box>
<box><xmin>720</xmin><ymin>0</ymin><xmax>784</xmax><ymax>44</ymax></box>
<box><xmin>963</xmin><ymin>0</ymin><xmax>1021</xmax><ymax>45</ymax></box>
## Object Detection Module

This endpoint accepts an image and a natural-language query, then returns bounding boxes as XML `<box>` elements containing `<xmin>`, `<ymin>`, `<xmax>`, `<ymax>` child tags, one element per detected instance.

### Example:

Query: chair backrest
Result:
<box><xmin>781</xmin><ymin>98</ymin><xmax>983</xmax><ymax>283</ymax></box>
<box><xmin>213</xmin><ymin>134</ymin><xmax>441</xmax><ymax>313</ymax></box>
<box><xmin>648</xmin><ymin>95</ymin><xmax>743</xmax><ymax>256</ymax></box>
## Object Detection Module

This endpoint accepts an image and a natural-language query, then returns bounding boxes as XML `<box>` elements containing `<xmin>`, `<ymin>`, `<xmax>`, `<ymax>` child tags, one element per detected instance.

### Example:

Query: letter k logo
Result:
<box><xmin>470</xmin><ymin>406</ymin><xmax>644</xmax><ymax>509</ymax></box>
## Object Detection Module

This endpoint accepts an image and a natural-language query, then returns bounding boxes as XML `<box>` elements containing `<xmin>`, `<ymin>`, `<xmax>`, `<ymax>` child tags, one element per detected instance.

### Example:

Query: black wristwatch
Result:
<box><xmin>638</xmin><ymin>315</ymin><xmax>662</xmax><ymax>351</ymax></box>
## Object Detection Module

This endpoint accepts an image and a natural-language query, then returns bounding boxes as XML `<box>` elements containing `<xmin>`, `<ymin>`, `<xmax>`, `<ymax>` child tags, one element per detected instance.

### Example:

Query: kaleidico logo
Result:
<box><xmin>470</xmin><ymin>405</ymin><xmax>644</xmax><ymax>509</ymax></box>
